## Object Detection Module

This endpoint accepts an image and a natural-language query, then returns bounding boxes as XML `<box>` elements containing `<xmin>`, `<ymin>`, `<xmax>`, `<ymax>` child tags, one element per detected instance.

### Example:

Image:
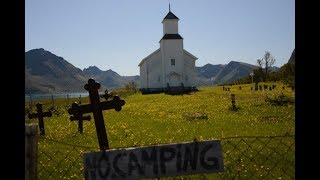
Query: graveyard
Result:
<box><xmin>25</xmin><ymin>81</ymin><xmax>295</xmax><ymax>179</ymax></box>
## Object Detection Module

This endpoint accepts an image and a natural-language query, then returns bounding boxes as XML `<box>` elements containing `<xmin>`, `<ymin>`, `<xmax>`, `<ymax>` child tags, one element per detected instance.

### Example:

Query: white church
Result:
<box><xmin>138</xmin><ymin>7</ymin><xmax>198</xmax><ymax>94</ymax></box>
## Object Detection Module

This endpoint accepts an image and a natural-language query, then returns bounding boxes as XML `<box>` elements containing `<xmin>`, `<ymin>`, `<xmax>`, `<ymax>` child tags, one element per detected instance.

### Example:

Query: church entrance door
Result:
<box><xmin>168</xmin><ymin>72</ymin><xmax>181</xmax><ymax>87</ymax></box>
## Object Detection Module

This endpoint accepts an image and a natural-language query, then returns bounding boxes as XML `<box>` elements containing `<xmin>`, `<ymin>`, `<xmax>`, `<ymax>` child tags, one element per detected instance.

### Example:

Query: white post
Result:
<box><xmin>250</xmin><ymin>72</ymin><xmax>254</xmax><ymax>91</ymax></box>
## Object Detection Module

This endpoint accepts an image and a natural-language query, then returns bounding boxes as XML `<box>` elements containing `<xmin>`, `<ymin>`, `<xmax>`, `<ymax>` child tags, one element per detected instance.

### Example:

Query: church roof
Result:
<box><xmin>183</xmin><ymin>49</ymin><xmax>198</xmax><ymax>60</ymax></box>
<box><xmin>138</xmin><ymin>48</ymin><xmax>161</xmax><ymax>66</ymax></box>
<box><xmin>163</xmin><ymin>11</ymin><xmax>179</xmax><ymax>20</ymax></box>
<box><xmin>160</xmin><ymin>34</ymin><xmax>183</xmax><ymax>41</ymax></box>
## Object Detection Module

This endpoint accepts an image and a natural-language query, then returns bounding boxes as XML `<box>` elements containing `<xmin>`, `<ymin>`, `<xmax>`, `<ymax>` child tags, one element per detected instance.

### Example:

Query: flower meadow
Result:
<box><xmin>25</xmin><ymin>82</ymin><xmax>295</xmax><ymax>179</ymax></box>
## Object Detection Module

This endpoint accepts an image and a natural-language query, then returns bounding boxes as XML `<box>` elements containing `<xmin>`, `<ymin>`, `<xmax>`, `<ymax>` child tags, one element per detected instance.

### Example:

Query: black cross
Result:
<box><xmin>70</xmin><ymin>102</ymin><xmax>91</xmax><ymax>133</ymax></box>
<box><xmin>28</xmin><ymin>103</ymin><xmax>52</xmax><ymax>135</ymax></box>
<box><xmin>68</xmin><ymin>78</ymin><xmax>125</xmax><ymax>150</ymax></box>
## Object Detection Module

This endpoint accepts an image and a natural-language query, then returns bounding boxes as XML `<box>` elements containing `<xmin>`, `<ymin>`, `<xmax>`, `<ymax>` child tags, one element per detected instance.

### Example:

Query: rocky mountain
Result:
<box><xmin>25</xmin><ymin>49</ymin><xmax>140</xmax><ymax>93</ymax></box>
<box><xmin>196</xmin><ymin>61</ymin><xmax>259</xmax><ymax>86</ymax></box>
<box><xmin>82</xmin><ymin>66</ymin><xmax>140</xmax><ymax>90</ymax></box>
<box><xmin>25</xmin><ymin>48</ymin><xmax>88</xmax><ymax>93</ymax></box>
<box><xmin>196</xmin><ymin>64</ymin><xmax>226</xmax><ymax>79</ymax></box>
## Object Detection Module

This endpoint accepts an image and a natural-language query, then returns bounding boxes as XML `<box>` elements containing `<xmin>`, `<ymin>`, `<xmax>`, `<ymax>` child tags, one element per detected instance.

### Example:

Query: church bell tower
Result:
<box><xmin>160</xmin><ymin>4</ymin><xmax>184</xmax><ymax>87</ymax></box>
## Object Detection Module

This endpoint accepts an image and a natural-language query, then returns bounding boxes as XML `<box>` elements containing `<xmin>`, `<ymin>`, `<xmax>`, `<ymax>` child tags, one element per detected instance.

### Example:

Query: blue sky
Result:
<box><xmin>25</xmin><ymin>0</ymin><xmax>295</xmax><ymax>76</ymax></box>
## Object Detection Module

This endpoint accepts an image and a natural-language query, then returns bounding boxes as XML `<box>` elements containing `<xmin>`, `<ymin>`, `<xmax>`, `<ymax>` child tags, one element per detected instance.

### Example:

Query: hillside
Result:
<box><xmin>213</xmin><ymin>61</ymin><xmax>258</xmax><ymax>84</ymax></box>
<box><xmin>196</xmin><ymin>64</ymin><xmax>225</xmax><ymax>79</ymax></box>
<box><xmin>83</xmin><ymin>66</ymin><xmax>140</xmax><ymax>90</ymax></box>
<box><xmin>25</xmin><ymin>48</ymin><xmax>88</xmax><ymax>93</ymax></box>
<box><xmin>25</xmin><ymin>49</ymin><xmax>140</xmax><ymax>93</ymax></box>
<box><xmin>196</xmin><ymin>61</ymin><xmax>259</xmax><ymax>86</ymax></box>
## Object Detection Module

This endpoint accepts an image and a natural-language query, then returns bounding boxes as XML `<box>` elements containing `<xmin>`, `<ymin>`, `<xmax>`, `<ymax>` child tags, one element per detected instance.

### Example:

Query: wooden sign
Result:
<box><xmin>83</xmin><ymin>140</ymin><xmax>224</xmax><ymax>179</ymax></box>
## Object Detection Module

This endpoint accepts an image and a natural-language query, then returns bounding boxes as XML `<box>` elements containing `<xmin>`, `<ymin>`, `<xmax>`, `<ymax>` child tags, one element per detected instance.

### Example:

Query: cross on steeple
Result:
<box><xmin>68</xmin><ymin>78</ymin><xmax>125</xmax><ymax>150</ymax></box>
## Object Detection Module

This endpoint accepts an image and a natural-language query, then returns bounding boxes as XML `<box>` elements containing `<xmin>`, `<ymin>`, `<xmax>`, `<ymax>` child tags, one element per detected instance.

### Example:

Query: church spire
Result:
<box><xmin>169</xmin><ymin>3</ymin><xmax>171</xmax><ymax>12</ymax></box>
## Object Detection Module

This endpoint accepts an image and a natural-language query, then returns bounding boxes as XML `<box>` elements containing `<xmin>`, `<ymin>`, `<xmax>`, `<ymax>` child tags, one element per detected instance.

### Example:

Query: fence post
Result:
<box><xmin>25</xmin><ymin>124</ymin><xmax>38</xmax><ymax>180</ymax></box>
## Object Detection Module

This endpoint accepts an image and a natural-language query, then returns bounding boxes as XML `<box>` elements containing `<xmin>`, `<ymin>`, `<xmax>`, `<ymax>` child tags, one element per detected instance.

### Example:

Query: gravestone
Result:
<box><xmin>28</xmin><ymin>103</ymin><xmax>52</xmax><ymax>135</ymax></box>
<box><xmin>231</xmin><ymin>94</ymin><xmax>237</xmax><ymax>111</ymax></box>
<box><xmin>255</xmin><ymin>83</ymin><xmax>258</xmax><ymax>91</ymax></box>
<box><xmin>70</xmin><ymin>102</ymin><xmax>91</xmax><ymax>133</ymax></box>
<box><xmin>68</xmin><ymin>78</ymin><xmax>125</xmax><ymax>150</ymax></box>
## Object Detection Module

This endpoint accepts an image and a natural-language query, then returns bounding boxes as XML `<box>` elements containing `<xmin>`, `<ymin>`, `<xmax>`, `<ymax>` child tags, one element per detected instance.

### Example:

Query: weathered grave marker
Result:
<box><xmin>103</xmin><ymin>89</ymin><xmax>111</xmax><ymax>100</ymax></box>
<box><xmin>28</xmin><ymin>103</ymin><xmax>52</xmax><ymax>135</ymax></box>
<box><xmin>83</xmin><ymin>140</ymin><xmax>224</xmax><ymax>180</ymax></box>
<box><xmin>231</xmin><ymin>94</ymin><xmax>237</xmax><ymax>111</ymax></box>
<box><xmin>70</xmin><ymin>102</ymin><xmax>91</xmax><ymax>133</ymax></box>
<box><xmin>68</xmin><ymin>78</ymin><xmax>125</xmax><ymax>150</ymax></box>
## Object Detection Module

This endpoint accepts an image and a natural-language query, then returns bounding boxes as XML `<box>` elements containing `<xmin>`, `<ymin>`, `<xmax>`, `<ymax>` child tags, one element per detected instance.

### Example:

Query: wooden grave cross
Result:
<box><xmin>28</xmin><ymin>103</ymin><xmax>52</xmax><ymax>135</ymax></box>
<box><xmin>68</xmin><ymin>78</ymin><xmax>125</xmax><ymax>150</ymax></box>
<box><xmin>69</xmin><ymin>102</ymin><xmax>91</xmax><ymax>133</ymax></box>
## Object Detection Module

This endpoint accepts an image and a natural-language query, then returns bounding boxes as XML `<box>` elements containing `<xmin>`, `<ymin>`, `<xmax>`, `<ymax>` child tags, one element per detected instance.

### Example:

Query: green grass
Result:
<box><xmin>25</xmin><ymin>82</ymin><xmax>295</xmax><ymax>179</ymax></box>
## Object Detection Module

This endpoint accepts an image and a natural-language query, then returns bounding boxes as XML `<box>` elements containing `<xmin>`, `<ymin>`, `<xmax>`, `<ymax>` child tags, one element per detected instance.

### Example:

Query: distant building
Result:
<box><xmin>138</xmin><ymin>7</ymin><xmax>198</xmax><ymax>94</ymax></box>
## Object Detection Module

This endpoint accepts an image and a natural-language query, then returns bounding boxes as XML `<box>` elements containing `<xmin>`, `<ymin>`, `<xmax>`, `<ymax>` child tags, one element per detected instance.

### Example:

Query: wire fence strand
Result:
<box><xmin>35</xmin><ymin>134</ymin><xmax>294</xmax><ymax>180</ymax></box>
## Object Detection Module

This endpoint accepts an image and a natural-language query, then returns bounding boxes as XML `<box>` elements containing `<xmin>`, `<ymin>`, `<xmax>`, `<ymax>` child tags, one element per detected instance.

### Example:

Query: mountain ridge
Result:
<box><xmin>25</xmin><ymin>48</ymin><xmax>279</xmax><ymax>93</ymax></box>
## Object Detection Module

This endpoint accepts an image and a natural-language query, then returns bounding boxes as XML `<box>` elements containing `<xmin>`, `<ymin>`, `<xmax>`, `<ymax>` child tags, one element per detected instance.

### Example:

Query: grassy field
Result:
<box><xmin>25</xmin><ymin>82</ymin><xmax>295</xmax><ymax>179</ymax></box>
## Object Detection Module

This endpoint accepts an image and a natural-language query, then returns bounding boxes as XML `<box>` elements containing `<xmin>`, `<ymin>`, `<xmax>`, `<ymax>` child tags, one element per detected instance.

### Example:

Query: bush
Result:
<box><xmin>265</xmin><ymin>93</ymin><xmax>294</xmax><ymax>106</ymax></box>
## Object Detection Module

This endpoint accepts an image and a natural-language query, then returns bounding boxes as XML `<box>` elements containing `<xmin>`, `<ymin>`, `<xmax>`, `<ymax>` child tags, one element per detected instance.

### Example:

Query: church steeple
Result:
<box><xmin>162</xmin><ymin>11</ymin><xmax>179</xmax><ymax>21</ymax></box>
<box><xmin>161</xmin><ymin>5</ymin><xmax>181</xmax><ymax>38</ymax></box>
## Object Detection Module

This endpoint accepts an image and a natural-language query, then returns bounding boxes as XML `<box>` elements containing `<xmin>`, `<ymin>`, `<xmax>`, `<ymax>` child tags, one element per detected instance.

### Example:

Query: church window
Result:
<box><xmin>171</xmin><ymin>59</ymin><xmax>175</xmax><ymax>66</ymax></box>
<box><xmin>185</xmin><ymin>75</ymin><xmax>188</xmax><ymax>81</ymax></box>
<box><xmin>158</xmin><ymin>76</ymin><xmax>160</xmax><ymax>82</ymax></box>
